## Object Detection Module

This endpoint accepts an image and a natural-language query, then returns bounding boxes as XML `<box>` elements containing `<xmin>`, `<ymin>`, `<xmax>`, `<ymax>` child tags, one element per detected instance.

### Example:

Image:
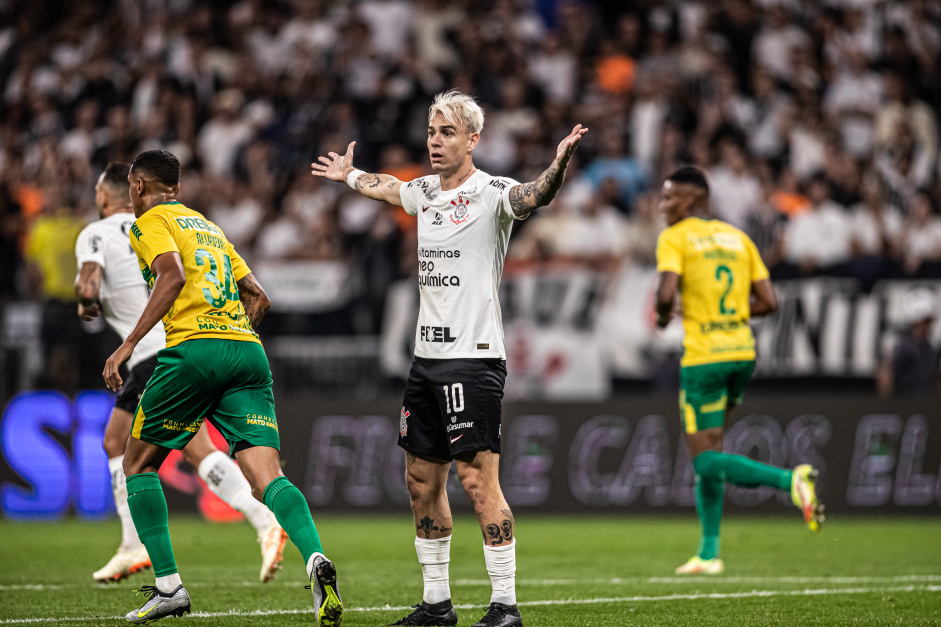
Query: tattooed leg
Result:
<box><xmin>454</xmin><ymin>450</ymin><xmax>514</xmax><ymax>545</ymax></box>
<box><xmin>456</xmin><ymin>450</ymin><xmax>519</xmax><ymax>608</ymax></box>
<box><xmin>405</xmin><ymin>451</ymin><xmax>452</xmax><ymax>539</ymax></box>
<box><xmin>403</xmin><ymin>452</ymin><xmax>455</xmax><ymax>607</ymax></box>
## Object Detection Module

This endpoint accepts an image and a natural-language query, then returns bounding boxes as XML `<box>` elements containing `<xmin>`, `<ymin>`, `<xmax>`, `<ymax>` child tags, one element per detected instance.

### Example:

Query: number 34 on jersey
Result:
<box><xmin>130</xmin><ymin>201</ymin><xmax>260</xmax><ymax>349</ymax></box>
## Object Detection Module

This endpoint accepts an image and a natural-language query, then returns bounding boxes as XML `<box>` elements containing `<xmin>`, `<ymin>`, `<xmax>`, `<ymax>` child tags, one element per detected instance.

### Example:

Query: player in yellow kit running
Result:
<box><xmin>654</xmin><ymin>167</ymin><xmax>824</xmax><ymax>575</ymax></box>
<box><xmin>102</xmin><ymin>150</ymin><xmax>342</xmax><ymax>625</ymax></box>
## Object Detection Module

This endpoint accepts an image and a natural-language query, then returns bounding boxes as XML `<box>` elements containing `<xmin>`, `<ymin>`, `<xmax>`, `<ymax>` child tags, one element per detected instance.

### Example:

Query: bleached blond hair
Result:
<box><xmin>428</xmin><ymin>90</ymin><xmax>485</xmax><ymax>135</ymax></box>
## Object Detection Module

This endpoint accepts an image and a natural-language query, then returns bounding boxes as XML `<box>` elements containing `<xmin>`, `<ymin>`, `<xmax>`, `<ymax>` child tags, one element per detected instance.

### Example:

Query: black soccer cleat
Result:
<box><xmin>472</xmin><ymin>602</ymin><xmax>522</xmax><ymax>627</ymax></box>
<box><xmin>389</xmin><ymin>600</ymin><xmax>458</xmax><ymax>626</ymax></box>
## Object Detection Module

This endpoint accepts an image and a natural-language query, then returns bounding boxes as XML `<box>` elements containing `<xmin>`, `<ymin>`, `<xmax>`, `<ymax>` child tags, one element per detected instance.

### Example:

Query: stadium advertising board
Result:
<box><xmin>2</xmin><ymin>392</ymin><xmax>939</xmax><ymax>518</ymax></box>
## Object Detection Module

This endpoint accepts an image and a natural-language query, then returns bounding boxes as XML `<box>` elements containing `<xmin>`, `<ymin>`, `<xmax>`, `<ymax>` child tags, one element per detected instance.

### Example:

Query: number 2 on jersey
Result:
<box><xmin>715</xmin><ymin>264</ymin><xmax>736</xmax><ymax>315</ymax></box>
<box><xmin>195</xmin><ymin>248</ymin><xmax>239</xmax><ymax>308</ymax></box>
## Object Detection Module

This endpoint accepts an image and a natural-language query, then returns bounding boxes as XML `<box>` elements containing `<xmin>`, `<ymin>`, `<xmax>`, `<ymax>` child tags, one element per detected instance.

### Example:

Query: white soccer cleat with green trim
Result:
<box><xmin>791</xmin><ymin>464</ymin><xmax>825</xmax><ymax>532</ymax></box>
<box><xmin>675</xmin><ymin>556</ymin><xmax>725</xmax><ymax>575</ymax></box>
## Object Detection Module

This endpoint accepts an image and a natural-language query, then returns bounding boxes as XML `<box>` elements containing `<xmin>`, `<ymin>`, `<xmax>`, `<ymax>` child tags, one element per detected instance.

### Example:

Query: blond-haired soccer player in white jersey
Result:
<box><xmin>76</xmin><ymin>162</ymin><xmax>287</xmax><ymax>584</ymax></box>
<box><xmin>313</xmin><ymin>90</ymin><xmax>586</xmax><ymax>627</ymax></box>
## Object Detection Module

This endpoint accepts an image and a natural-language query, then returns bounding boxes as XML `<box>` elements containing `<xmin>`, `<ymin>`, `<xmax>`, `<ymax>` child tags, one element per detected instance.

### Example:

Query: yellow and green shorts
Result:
<box><xmin>130</xmin><ymin>338</ymin><xmax>280</xmax><ymax>454</ymax></box>
<box><xmin>679</xmin><ymin>360</ymin><xmax>755</xmax><ymax>434</ymax></box>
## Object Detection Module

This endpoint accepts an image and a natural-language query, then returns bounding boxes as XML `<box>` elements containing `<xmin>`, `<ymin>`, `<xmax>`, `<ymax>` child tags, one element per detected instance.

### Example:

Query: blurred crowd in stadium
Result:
<box><xmin>1</xmin><ymin>0</ymin><xmax>940</xmax><ymax>393</ymax></box>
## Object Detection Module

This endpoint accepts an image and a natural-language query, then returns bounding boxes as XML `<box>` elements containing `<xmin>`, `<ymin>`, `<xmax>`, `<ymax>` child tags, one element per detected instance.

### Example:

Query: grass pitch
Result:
<box><xmin>0</xmin><ymin>514</ymin><xmax>939</xmax><ymax>626</ymax></box>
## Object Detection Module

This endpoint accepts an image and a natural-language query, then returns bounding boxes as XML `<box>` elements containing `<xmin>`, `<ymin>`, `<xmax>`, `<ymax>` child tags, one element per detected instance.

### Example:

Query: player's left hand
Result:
<box><xmin>556</xmin><ymin>124</ymin><xmax>588</xmax><ymax>166</ymax></box>
<box><xmin>78</xmin><ymin>303</ymin><xmax>100</xmax><ymax>321</ymax></box>
<box><xmin>103</xmin><ymin>341</ymin><xmax>134</xmax><ymax>392</ymax></box>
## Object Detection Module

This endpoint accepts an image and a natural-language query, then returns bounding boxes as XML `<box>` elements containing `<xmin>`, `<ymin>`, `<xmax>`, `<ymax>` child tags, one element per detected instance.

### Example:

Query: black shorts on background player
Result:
<box><xmin>398</xmin><ymin>357</ymin><xmax>507</xmax><ymax>461</ymax></box>
<box><xmin>114</xmin><ymin>355</ymin><xmax>159</xmax><ymax>413</ymax></box>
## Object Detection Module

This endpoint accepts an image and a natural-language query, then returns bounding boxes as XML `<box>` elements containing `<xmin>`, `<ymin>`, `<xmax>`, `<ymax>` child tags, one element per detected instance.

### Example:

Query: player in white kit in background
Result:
<box><xmin>75</xmin><ymin>162</ymin><xmax>288</xmax><ymax>584</ymax></box>
<box><xmin>313</xmin><ymin>91</ymin><xmax>586</xmax><ymax>627</ymax></box>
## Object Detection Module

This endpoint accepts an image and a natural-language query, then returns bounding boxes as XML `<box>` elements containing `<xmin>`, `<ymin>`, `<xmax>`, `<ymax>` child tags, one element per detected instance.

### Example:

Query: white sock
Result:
<box><xmin>109</xmin><ymin>456</ymin><xmax>143</xmax><ymax>550</ymax></box>
<box><xmin>483</xmin><ymin>540</ymin><xmax>516</xmax><ymax>606</ymax></box>
<box><xmin>155</xmin><ymin>573</ymin><xmax>182</xmax><ymax>594</ymax></box>
<box><xmin>416</xmin><ymin>536</ymin><xmax>451</xmax><ymax>605</ymax></box>
<box><xmin>197</xmin><ymin>451</ymin><xmax>276</xmax><ymax>533</ymax></box>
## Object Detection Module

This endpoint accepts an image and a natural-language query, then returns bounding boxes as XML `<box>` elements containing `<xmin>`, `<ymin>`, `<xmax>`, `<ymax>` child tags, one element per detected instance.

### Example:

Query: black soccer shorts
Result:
<box><xmin>114</xmin><ymin>354</ymin><xmax>159</xmax><ymax>413</ymax></box>
<box><xmin>398</xmin><ymin>357</ymin><xmax>507</xmax><ymax>461</ymax></box>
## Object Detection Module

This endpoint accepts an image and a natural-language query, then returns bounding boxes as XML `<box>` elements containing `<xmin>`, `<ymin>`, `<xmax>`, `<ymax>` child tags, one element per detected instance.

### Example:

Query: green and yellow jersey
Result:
<box><xmin>656</xmin><ymin>217</ymin><xmax>769</xmax><ymax>367</ymax></box>
<box><xmin>130</xmin><ymin>201</ymin><xmax>259</xmax><ymax>348</ymax></box>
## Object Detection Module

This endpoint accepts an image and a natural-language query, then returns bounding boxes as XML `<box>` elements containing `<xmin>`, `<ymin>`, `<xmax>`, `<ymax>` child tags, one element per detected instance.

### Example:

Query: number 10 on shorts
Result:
<box><xmin>443</xmin><ymin>383</ymin><xmax>464</xmax><ymax>413</ymax></box>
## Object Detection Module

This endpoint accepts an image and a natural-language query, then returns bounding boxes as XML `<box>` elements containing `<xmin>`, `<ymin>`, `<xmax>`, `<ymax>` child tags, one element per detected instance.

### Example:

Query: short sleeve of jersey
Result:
<box><xmin>398</xmin><ymin>176</ymin><xmax>426</xmax><ymax>216</ymax></box>
<box><xmin>227</xmin><ymin>240</ymin><xmax>252</xmax><ymax>282</ymax></box>
<box><xmin>494</xmin><ymin>177</ymin><xmax>522</xmax><ymax>222</ymax></box>
<box><xmin>745</xmin><ymin>235</ymin><xmax>770</xmax><ymax>282</ymax></box>
<box><xmin>75</xmin><ymin>224</ymin><xmax>106</xmax><ymax>269</ymax></box>
<box><xmin>656</xmin><ymin>228</ymin><xmax>684</xmax><ymax>275</ymax></box>
<box><xmin>130</xmin><ymin>213</ymin><xmax>179</xmax><ymax>268</ymax></box>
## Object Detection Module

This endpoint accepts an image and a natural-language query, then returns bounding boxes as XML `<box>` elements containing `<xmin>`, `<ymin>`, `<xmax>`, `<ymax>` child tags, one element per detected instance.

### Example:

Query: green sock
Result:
<box><xmin>695</xmin><ymin>474</ymin><xmax>723</xmax><ymax>560</ymax></box>
<box><xmin>263</xmin><ymin>477</ymin><xmax>324</xmax><ymax>565</ymax></box>
<box><xmin>126</xmin><ymin>473</ymin><xmax>177</xmax><ymax>577</ymax></box>
<box><xmin>693</xmin><ymin>450</ymin><xmax>792</xmax><ymax>491</ymax></box>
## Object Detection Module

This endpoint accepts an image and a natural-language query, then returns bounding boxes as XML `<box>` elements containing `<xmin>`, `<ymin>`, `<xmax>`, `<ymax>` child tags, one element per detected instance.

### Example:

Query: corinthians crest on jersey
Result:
<box><xmin>399</xmin><ymin>170</ymin><xmax>522</xmax><ymax>361</ymax></box>
<box><xmin>449</xmin><ymin>196</ymin><xmax>470</xmax><ymax>224</ymax></box>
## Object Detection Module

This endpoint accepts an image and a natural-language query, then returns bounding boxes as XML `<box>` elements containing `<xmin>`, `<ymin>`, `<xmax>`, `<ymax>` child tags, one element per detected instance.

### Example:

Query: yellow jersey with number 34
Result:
<box><xmin>656</xmin><ymin>216</ymin><xmax>769</xmax><ymax>366</ymax></box>
<box><xmin>130</xmin><ymin>201</ymin><xmax>260</xmax><ymax>348</ymax></box>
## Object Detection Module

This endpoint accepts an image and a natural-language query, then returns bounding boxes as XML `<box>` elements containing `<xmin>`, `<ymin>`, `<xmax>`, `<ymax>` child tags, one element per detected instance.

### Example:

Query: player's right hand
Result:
<box><xmin>311</xmin><ymin>141</ymin><xmax>356</xmax><ymax>183</ymax></box>
<box><xmin>103</xmin><ymin>341</ymin><xmax>134</xmax><ymax>392</ymax></box>
<box><xmin>78</xmin><ymin>303</ymin><xmax>100</xmax><ymax>321</ymax></box>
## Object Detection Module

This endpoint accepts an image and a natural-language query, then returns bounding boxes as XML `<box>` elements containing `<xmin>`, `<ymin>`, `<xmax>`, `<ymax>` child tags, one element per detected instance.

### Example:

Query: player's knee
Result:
<box><xmin>405</xmin><ymin>469</ymin><xmax>434</xmax><ymax>505</ymax></box>
<box><xmin>103</xmin><ymin>433</ymin><xmax>125</xmax><ymax>458</ymax></box>
<box><xmin>122</xmin><ymin>455</ymin><xmax>150</xmax><ymax>477</ymax></box>
<box><xmin>180</xmin><ymin>447</ymin><xmax>201</xmax><ymax>469</ymax></box>
<box><xmin>692</xmin><ymin>450</ymin><xmax>722</xmax><ymax>477</ymax></box>
<box><xmin>456</xmin><ymin>468</ymin><xmax>489</xmax><ymax>512</ymax></box>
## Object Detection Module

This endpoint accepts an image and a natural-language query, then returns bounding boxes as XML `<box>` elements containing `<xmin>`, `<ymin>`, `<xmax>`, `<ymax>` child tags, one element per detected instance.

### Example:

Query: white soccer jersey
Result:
<box><xmin>75</xmin><ymin>212</ymin><xmax>166</xmax><ymax>369</ymax></box>
<box><xmin>399</xmin><ymin>169</ymin><xmax>521</xmax><ymax>360</ymax></box>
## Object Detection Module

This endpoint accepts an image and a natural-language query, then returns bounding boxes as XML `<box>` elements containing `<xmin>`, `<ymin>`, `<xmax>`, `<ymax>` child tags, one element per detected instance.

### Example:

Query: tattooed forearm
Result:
<box><xmin>351</xmin><ymin>172</ymin><xmax>404</xmax><ymax>205</ymax></box>
<box><xmin>354</xmin><ymin>174</ymin><xmax>381</xmax><ymax>190</ymax></box>
<box><xmin>237</xmin><ymin>274</ymin><xmax>270</xmax><ymax>329</ymax></box>
<box><xmin>509</xmin><ymin>159</ymin><xmax>565</xmax><ymax>219</ymax></box>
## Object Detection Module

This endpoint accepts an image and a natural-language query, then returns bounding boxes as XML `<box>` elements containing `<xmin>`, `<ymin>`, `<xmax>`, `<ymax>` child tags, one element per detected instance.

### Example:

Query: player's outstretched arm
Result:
<box><xmin>508</xmin><ymin>124</ymin><xmax>588</xmax><ymax>220</ymax></box>
<box><xmin>75</xmin><ymin>261</ymin><xmax>103</xmax><ymax>321</ymax></box>
<box><xmin>750</xmin><ymin>279</ymin><xmax>778</xmax><ymax>317</ymax></box>
<box><xmin>311</xmin><ymin>141</ymin><xmax>405</xmax><ymax>206</ymax></box>
<box><xmin>236</xmin><ymin>273</ymin><xmax>271</xmax><ymax>330</ymax></box>
<box><xmin>103</xmin><ymin>252</ymin><xmax>186</xmax><ymax>392</ymax></box>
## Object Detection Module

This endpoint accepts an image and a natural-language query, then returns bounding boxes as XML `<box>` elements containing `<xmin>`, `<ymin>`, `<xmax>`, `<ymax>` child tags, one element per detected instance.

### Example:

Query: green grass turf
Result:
<box><xmin>0</xmin><ymin>514</ymin><xmax>939</xmax><ymax>626</ymax></box>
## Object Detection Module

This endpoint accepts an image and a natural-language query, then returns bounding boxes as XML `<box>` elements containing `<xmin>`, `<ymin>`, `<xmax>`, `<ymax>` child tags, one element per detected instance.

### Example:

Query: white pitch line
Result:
<box><xmin>455</xmin><ymin>574</ymin><xmax>941</xmax><ymax>586</ymax></box>
<box><xmin>1</xmin><ymin>584</ymin><xmax>939</xmax><ymax>624</ymax></box>
<box><xmin>3</xmin><ymin>574</ymin><xmax>941</xmax><ymax>591</ymax></box>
